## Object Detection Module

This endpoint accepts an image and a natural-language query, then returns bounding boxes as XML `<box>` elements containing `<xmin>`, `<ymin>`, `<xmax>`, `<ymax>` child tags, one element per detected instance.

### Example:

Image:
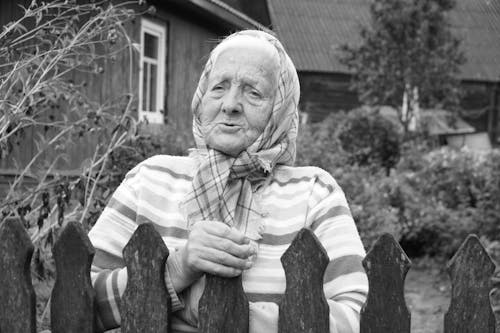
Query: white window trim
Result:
<box><xmin>138</xmin><ymin>18</ymin><xmax>166</xmax><ymax>124</ymax></box>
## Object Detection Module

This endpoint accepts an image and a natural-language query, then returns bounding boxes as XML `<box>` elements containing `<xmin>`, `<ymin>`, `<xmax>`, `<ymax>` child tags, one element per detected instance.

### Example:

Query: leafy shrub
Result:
<box><xmin>296</xmin><ymin>111</ymin><xmax>404</xmax><ymax>248</ymax></box>
<box><xmin>296</xmin><ymin>111</ymin><xmax>348</xmax><ymax>172</ymax></box>
<box><xmin>296</xmin><ymin>111</ymin><xmax>500</xmax><ymax>257</ymax></box>
<box><xmin>337</xmin><ymin>107</ymin><xmax>403</xmax><ymax>174</ymax></box>
<box><xmin>0</xmin><ymin>1</ymin><xmax>143</xmax><ymax>328</ymax></box>
<box><xmin>393</xmin><ymin>147</ymin><xmax>500</xmax><ymax>257</ymax></box>
<box><xmin>338</xmin><ymin>166</ymin><xmax>402</xmax><ymax>247</ymax></box>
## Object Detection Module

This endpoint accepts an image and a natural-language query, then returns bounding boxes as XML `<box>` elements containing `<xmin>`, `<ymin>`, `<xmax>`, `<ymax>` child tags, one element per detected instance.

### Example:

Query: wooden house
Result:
<box><xmin>265</xmin><ymin>0</ymin><xmax>500</xmax><ymax>145</ymax></box>
<box><xmin>2</xmin><ymin>0</ymin><xmax>499</xmax><ymax>185</ymax></box>
<box><xmin>0</xmin><ymin>0</ymin><xmax>266</xmax><ymax>181</ymax></box>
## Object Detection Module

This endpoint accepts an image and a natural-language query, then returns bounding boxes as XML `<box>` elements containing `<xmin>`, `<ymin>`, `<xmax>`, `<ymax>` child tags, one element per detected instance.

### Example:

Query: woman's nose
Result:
<box><xmin>221</xmin><ymin>87</ymin><xmax>243</xmax><ymax>114</ymax></box>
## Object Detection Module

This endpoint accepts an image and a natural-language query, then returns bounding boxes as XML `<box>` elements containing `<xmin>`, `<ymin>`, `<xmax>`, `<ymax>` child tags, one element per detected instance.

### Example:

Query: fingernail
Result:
<box><xmin>245</xmin><ymin>261</ymin><xmax>253</xmax><ymax>269</ymax></box>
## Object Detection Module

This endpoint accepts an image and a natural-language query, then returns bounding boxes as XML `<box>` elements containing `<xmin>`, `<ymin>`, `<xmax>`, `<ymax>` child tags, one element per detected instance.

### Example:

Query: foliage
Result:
<box><xmin>297</xmin><ymin>108</ymin><xmax>403</xmax><ymax>174</ymax></box>
<box><xmin>337</xmin><ymin>107</ymin><xmax>402</xmax><ymax>174</ymax></box>
<box><xmin>0</xmin><ymin>0</ymin><xmax>146</xmax><ymax>328</ymax></box>
<box><xmin>392</xmin><ymin>148</ymin><xmax>499</xmax><ymax>257</ymax></box>
<box><xmin>296</xmin><ymin>112</ymin><xmax>500</xmax><ymax>257</ymax></box>
<box><xmin>339</xmin><ymin>0</ymin><xmax>465</xmax><ymax>130</ymax></box>
<box><xmin>296</xmin><ymin>111</ymin><xmax>405</xmax><ymax>247</ymax></box>
<box><xmin>0</xmin><ymin>1</ymin><xmax>142</xmax><ymax>225</ymax></box>
<box><xmin>296</xmin><ymin>111</ymin><xmax>348</xmax><ymax>172</ymax></box>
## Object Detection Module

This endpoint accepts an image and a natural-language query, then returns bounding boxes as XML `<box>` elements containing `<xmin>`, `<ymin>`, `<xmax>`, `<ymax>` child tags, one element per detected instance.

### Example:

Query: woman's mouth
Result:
<box><xmin>219</xmin><ymin>122</ymin><xmax>242</xmax><ymax>132</ymax></box>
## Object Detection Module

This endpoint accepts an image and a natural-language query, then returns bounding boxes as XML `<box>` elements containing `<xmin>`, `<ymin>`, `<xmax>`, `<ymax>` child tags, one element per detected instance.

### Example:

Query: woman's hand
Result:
<box><xmin>168</xmin><ymin>221</ymin><xmax>256</xmax><ymax>292</ymax></box>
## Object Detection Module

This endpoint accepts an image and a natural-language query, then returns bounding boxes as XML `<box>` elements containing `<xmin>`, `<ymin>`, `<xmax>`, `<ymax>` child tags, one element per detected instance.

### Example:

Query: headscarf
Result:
<box><xmin>181</xmin><ymin>30</ymin><xmax>300</xmax><ymax>240</ymax></box>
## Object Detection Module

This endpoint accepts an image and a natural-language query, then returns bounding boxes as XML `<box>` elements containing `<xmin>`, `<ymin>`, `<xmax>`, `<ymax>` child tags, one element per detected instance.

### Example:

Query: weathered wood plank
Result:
<box><xmin>360</xmin><ymin>233</ymin><xmax>411</xmax><ymax>333</ymax></box>
<box><xmin>0</xmin><ymin>218</ymin><xmax>36</xmax><ymax>333</ymax></box>
<box><xmin>278</xmin><ymin>228</ymin><xmax>329</xmax><ymax>333</ymax></box>
<box><xmin>51</xmin><ymin>222</ymin><xmax>96</xmax><ymax>333</ymax></box>
<box><xmin>199</xmin><ymin>275</ymin><xmax>249</xmax><ymax>333</ymax></box>
<box><xmin>444</xmin><ymin>234</ymin><xmax>496</xmax><ymax>333</ymax></box>
<box><xmin>120</xmin><ymin>223</ymin><xmax>171</xmax><ymax>333</ymax></box>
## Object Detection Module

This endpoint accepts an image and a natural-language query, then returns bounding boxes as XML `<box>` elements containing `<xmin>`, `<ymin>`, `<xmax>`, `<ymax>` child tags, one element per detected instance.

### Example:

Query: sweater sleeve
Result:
<box><xmin>306</xmin><ymin>169</ymin><xmax>368</xmax><ymax>333</ymax></box>
<box><xmin>88</xmin><ymin>165</ymin><xmax>184</xmax><ymax>331</ymax></box>
<box><xmin>248</xmin><ymin>168</ymin><xmax>368</xmax><ymax>333</ymax></box>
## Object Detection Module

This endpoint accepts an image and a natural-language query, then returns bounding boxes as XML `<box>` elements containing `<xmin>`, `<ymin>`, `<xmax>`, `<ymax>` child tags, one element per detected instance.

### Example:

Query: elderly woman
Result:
<box><xmin>89</xmin><ymin>30</ymin><xmax>368</xmax><ymax>333</ymax></box>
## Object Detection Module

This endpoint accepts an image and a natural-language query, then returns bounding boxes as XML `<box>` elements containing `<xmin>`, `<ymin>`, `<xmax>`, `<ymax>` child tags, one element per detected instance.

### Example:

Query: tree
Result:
<box><xmin>340</xmin><ymin>0</ymin><xmax>465</xmax><ymax>132</ymax></box>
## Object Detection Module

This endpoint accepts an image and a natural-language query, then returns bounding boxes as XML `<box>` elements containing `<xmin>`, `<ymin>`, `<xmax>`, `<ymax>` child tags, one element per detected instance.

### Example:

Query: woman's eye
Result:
<box><xmin>212</xmin><ymin>85</ymin><xmax>224</xmax><ymax>91</ymax></box>
<box><xmin>249</xmin><ymin>90</ymin><xmax>262</xmax><ymax>99</ymax></box>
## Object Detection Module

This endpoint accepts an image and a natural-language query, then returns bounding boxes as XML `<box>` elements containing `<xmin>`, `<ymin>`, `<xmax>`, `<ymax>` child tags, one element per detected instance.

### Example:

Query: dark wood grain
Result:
<box><xmin>51</xmin><ymin>222</ymin><xmax>96</xmax><ymax>333</ymax></box>
<box><xmin>199</xmin><ymin>274</ymin><xmax>249</xmax><ymax>333</ymax></box>
<box><xmin>444</xmin><ymin>234</ymin><xmax>496</xmax><ymax>333</ymax></box>
<box><xmin>278</xmin><ymin>228</ymin><xmax>330</xmax><ymax>333</ymax></box>
<box><xmin>0</xmin><ymin>218</ymin><xmax>36</xmax><ymax>333</ymax></box>
<box><xmin>360</xmin><ymin>233</ymin><xmax>411</xmax><ymax>333</ymax></box>
<box><xmin>120</xmin><ymin>223</ymin><xmax>171</xmax><ymax>333</ymax></box>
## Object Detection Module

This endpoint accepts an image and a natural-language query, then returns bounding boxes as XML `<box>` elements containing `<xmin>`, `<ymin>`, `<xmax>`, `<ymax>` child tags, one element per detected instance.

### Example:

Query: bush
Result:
<box><xmin>296</xmin><ymin>111</ymin><xmax>405</xmax><ymax>249</ymax></box>
<box><xmin>392</xmin><ymin>147</ymin><xmax>500</xmax><ymax>257</ymax></box>
<box><xmin>296</xmin><ymin>111</ymin><xmax>500</xmax><ymax>257</ymax></box>
<box><xmin>296</xmin><ymin>111</ymin><xmax>348</xmax><ymax>172</ymax></box>
<box><xmin>337</xmin><ymin>107</ymin><xmax>403</xmax><ymax>174</ymax></box>
<box><xmin>0</xmin><ymin>2</ymin><xmax>141</xmax><ymax>328</ymax></box>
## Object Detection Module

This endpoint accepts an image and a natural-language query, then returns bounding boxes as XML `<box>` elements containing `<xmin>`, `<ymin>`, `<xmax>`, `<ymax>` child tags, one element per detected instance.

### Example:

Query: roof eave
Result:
<box><xmin>161</xmin><ymin>0</ymin><xmax>271</xmax><ymax>32</ymax></box>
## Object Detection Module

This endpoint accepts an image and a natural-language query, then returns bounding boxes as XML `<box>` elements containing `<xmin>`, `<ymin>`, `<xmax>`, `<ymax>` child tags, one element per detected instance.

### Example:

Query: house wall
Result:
<box><xmin>0</xmin><ymin>0</ymin><xmax>230</xmax><ymax>177</ymax></box>
<box><xmin>460</xmin><ymin>80</ymin><xmax>500</xmax><ymax>145</ymax></box>
<box><xmin>299</xmin><ymin>72</ymin><xmax>499</xmax><ymax>145</ymax></box>
<box><xmin>298</xmin><ymin>72</ymin><xmax>359</xmax><ymax>123</ymax></box>
<box><xmin>152</xmin><ymin>8</ymin><xmax>224</xmax><ymax>133</ymax></box>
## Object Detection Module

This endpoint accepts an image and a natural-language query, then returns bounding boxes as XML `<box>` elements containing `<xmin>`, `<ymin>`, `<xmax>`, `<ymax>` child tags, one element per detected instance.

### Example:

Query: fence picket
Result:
<box><xmin>444</xmin><ymin>234</ymin><xmax>496</xmax><ymax>333</ymax></box>
<box><xmin>120</xmin><ymin>223</ymin><xmax>171</xmax><ymax>333</ymax></box>
<box><xmin>51</xmin><ymin>222</ymin><xmax>96</xmax><ymax>333</ymax></box>
<box><xmin>0</xmin><ymin>218</ymin><xmax>36</xmax><ymax>333</ymax></box>
<box><xmin>360</xmin><ymin>233</ymin><xmax>411</xmax><ymax>333</ymax></box>
<box><xmin>278</xmin><ymin>228</ymin><xmax>330</xmax><ymax>333</ymax></box>
<box><xmin>199</xmin><ymin>275</ymin><xmax>249</xmax><ymax>333</ymax></box>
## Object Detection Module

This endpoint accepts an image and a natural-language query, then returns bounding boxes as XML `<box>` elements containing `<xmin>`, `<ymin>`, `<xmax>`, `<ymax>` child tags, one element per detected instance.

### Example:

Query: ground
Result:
<box><xmin>405</xmin><ymin>259</ymin><xmax>451</xmax><ymax>333</ymax></box>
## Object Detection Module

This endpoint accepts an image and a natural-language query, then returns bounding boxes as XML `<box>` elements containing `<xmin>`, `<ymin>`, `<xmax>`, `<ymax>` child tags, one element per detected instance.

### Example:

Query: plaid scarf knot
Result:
<box><xmin>229</xmin><ymin>151</ymin><xmax>268</xmax><ymax>182</ymax></box>
<box><xmin>181</xmin><ymin>149</ymin><xmax>266</xmax><ymax>240</ymax></box>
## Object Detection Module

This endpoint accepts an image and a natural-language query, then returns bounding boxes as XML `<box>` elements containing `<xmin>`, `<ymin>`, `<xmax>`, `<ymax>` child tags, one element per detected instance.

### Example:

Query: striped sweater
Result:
<box><xmin>88</xmin><ymin>155</ymin><xmax>368</xmax><ymax>333</ymax></box>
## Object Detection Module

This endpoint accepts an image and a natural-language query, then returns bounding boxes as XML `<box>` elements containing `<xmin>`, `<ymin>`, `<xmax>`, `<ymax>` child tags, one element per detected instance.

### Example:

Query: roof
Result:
<box><xmin>267</xmin><ymin>0</ymin><xmax>500</xmax><ymax>82</ymax></box>
<box><xmin>421</xmin><ymin>109</ymin><xmax>476</xmax><ymax>135</ymax></box>
<box><xmin>156</xmin><ymin>0</ymin><xmax>270</xmax><ymax>31</ymax></box>
<box><xmin>451</xmin><ymin>0</ymin><xmax>500</xmax><ymax>81</ymax></box>
<box><xmin>379</xmin><ymin>106</ymin><xmax>475</xmax><ymax>135</ymax></box>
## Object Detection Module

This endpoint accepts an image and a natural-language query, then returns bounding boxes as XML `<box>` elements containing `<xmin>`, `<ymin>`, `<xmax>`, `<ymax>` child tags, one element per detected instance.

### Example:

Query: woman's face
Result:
<box><xmin>199</xmin><ymin>40</ymin><xmax>279</xmax><ymax>157</ymax></box>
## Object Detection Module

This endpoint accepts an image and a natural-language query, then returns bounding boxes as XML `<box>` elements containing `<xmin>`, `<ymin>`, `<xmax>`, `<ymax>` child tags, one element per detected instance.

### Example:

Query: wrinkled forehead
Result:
<box><xmin>210</xmin><ymin>35</ymin><xmax>280</xmax><ymax>70</ymax></box>
<box><xmin>208</xmin><ymin>38</ymin><xmax>281</xmax><ymax>90</ymax></box>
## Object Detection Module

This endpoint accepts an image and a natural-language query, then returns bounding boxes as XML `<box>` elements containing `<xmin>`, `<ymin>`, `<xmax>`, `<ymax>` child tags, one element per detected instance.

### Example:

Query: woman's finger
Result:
<box><xmin>202</xmin><ymin>233</ymin><xmax>255</xmax><ymax>259</ymax></box>
<box><xmin>195</xmin><ymin>246</ymin><xmax>253</xmax><ymax>270</ymax></box>
<box><xmin>199</xmin><ymin>221</ymin><xmax>250</xmax><ymax>245</ymax></box>
<box><xmin>194</xmin><ymin>257</ymin><xmax>245</xmax><ymax>278</ymax></box>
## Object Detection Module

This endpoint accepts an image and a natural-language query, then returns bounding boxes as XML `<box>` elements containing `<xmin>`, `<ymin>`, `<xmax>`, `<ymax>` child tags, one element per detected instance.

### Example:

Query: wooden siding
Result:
<box><xmin>460</xmin><ymin>81</ymin><xmax>500</xmax><ymax>144</ymax></box>
<box><xmin>299</xmin><ymin>72</ymin><xmax>500</xmax><ymax>145</ymax></box>
<box><xmin>152</xmin><ymin>8</ymin><xmax>224</xmax><ymax>133</ymax></box>
<box><xmin>299</xmin><ymin>72</ymin><xmax>360</xmax><ymax>123</ymax></box>
<box><xmin>0</xmin><ymin>0</ymin><xmax>234</xmax><ymax>177</ymax></box>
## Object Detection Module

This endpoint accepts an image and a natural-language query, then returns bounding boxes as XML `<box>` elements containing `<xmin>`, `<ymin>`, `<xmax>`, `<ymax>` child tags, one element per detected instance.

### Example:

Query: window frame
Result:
<box><xmin>138</xmin><ymin>18</ymin><xmax>167</xmax><ymax>124</ymax></box>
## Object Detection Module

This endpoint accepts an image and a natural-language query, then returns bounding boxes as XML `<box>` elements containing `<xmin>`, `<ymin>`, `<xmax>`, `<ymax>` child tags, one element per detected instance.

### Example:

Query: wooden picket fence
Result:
<box><xmin>0</xmin><ymin>218</ymin><xmax>497</xmax><ymax>333</ymax></box>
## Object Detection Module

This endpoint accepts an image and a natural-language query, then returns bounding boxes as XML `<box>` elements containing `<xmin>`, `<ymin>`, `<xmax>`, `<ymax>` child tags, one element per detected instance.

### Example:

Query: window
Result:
<box><xmin>139</xmin><ymin>18</ymin><xmax>167</xmax><ymax>124</ymax></box>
